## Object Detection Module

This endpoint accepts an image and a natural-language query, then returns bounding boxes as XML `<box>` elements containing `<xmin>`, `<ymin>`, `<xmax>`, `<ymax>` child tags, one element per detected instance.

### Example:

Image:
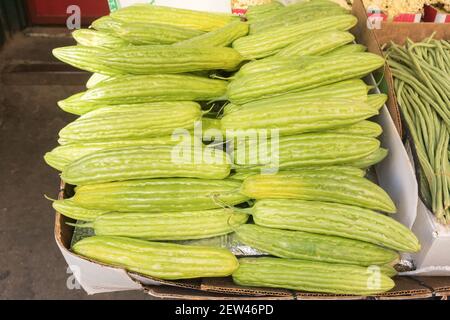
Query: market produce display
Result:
<box><xmin>388</xmin><ymin>38</ymin><xmax>450</xmax><ymax>225</ymax></box>
<box><xmin>46</xmin><ymin>1</ymin><xmax>421</xmax><ymax>295</ymax></box>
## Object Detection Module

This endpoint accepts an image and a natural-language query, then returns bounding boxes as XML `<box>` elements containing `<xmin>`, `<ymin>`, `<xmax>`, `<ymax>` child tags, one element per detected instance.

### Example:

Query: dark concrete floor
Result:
<box><xmin>0</xmin><ymin>29</ymin><xmax>153</xmax><ymax>299</ymax></box>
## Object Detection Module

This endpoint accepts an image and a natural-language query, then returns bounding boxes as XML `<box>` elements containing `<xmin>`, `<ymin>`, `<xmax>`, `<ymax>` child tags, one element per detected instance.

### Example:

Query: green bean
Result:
<box><xmin>404</xmin><ymin>85</ymin><xmax>435</xmax><ymax>162</ymax></box>
<box><xmin>442</xmin><ymin>40</ymin><xmax>450</xmax><ymax>50</ymax></box>
<box><xmin>408</xmin><ymin>44</ymin><xmax>449</xmax><ymax>109</ymax></box>
<box><xmin>416</xmin><ymin>56</ymin><xmax>450</xmax><ymax>90</ymax></box>
<box><xmin>433</xmin><ymin>44</ymin><xmax>448</xmax><ymax>72</ymax></box>
<box><xmin>391</xmin><ymin>43</ymin><xmax>450</xmax><ymax>88</ymax></box>
<box><xmin>419</xmin><ymin>165</ymin><xmax>433</xmax><ymax>209</ymax></box>
<box><xmin>414</xmin><ymin>45</ymin><xmax>430</xmax><ymax>62</ymax></box>
<box><xmin>442</xmin><ymin>135</ymin><xmax>450</xmax><ymax>211</ymax></box>
<box><xmin>398</xmin><ymin>88</ymin><xmax>436</xmax><ymax>188</ymax></box>
<box><xmin>441</xmin><ymin>40</ymin><xmax>450</xmax><ymax>52</ymax></box>
<box><xmin>422</xmin><ymin>48</ymin><xmax>433</xmax><ymax>66</ymax></box>
<box><xmin>416</xmin><ymin>57</ymin><xmax>450</xmax><ymax>94</ymax></box>
<box><xmin>441</xmin><ymin>48</ymin><xmax>450</xmax><ymax>72</ymax></box>
<box><xmin>389</xmin><ymin>39</ymin><xmax>450</xmax><ymax>224</ymax></box>
<box><xmin>391</xmin><ymin>50</ymin><xmax>450</xmax><ymax>87</ymax></box>
<box><xmin>434</xmin><ymin>126</ymin><xmax>446</xmax><ymax>219</ymax></box>
<box><xmin>411</xmin><ymin>40</ymin><xmax>436</xmax><ymax>48</ymax></box>
<box><xmin>390</xmin><ymin>67</ymin><xmax>450</xmax><ymax>127</ymax></box>
<box><xmin>401</xmin><ymin>87</ymin><xmax>426</xmax><ymax>151</ymax></box>
<box><xmin>389</xmin><ymin>45</ymin><xmax>411</xmax><ymax>64</ymax></box>
<box><xmin>407</xmin><ymin>89</ymin><xmax>430</xmax><ymax>148</ymax></box>
<box><xmin>445</xmin><ymin>159</ymin><xmax>450</xmax><ymax>210</ymax></box>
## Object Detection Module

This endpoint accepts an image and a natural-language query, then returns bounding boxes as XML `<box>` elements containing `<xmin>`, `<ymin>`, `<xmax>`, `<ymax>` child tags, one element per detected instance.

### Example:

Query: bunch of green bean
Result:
<box><xmin>387</xmin><ymin>38</ymin><xmax>450</xmax><ymax>225</ymax></box>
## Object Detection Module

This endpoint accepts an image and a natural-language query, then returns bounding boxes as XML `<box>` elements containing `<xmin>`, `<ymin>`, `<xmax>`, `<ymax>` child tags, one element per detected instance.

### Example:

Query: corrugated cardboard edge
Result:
<box><xmin>411</xmin><ymin>277</ymin><xmax>450</xmax><ymax>298</ymax></box>
<box><xmin>54</xmin><ymin>184</ymin><xmax>447</xmax><ymax>299</ymax></box>
<box><xmin>143</xmin><ymin>285</ymin><xmax>295</xmax><ymax>300</ymax></box>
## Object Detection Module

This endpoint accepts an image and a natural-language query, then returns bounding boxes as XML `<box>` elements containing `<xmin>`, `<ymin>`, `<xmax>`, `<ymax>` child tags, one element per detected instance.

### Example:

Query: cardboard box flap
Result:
<box><xmin>373</xmin><ymin>22</ymin><xmax>450</xmax><ymax>45</ymax></box>
<box><xmin>372</xmin><ymin>90</ymin><xmax>417</xmax><ymax>229</ymax></box>
<box><xmin>55</xmin><ymin>233</ymin><xmax>143</xmax><ymax>294</ymax></box>
<box><xmin>145</xmin><ymin>276</ymin><xmax>436</xmax><ymax>300</ymax></box>
<box><xmin>129</xmin><ymin>273</ymin><xmax>202</xmax><ymax>290</ymax></box>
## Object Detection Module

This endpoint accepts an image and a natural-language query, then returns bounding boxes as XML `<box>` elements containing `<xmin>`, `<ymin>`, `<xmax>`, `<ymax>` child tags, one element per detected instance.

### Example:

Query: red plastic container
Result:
<box><xmin>27</xmin><ymin>0</ymin><xmax>109</xmax><ymax>25</ymax></box>
<box><xmin>424</xmin><ymin>5</ymin><xmax>450</xmax><ymax>23</ymax></box>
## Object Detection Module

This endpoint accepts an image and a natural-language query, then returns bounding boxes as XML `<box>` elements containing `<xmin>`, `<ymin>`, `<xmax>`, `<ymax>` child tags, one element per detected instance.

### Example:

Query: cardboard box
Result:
<box><xmin>411</xmin><ymin>201</ymin><xmax>450</xmax><ymax>272</ymax></box>
<box><xmin>53</xmin><ymin>0</ymin><xmax>450</xmax><ymax>299</ymax></box>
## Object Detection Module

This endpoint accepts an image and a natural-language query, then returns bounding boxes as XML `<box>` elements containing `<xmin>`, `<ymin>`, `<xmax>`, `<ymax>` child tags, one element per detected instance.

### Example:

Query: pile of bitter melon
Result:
<box><xmin>47</xmin><ymin>1</ymin><xmax>420</xmax><ymax>296</ymax></box>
